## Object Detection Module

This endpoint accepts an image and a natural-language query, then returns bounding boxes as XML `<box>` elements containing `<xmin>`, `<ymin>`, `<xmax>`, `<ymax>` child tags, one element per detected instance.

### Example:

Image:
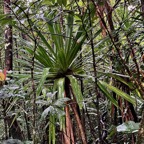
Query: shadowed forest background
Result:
<box><xmin>0</xmin><ymin>0</ymin><xmax>144</xmax><ymax>144</ymax></box>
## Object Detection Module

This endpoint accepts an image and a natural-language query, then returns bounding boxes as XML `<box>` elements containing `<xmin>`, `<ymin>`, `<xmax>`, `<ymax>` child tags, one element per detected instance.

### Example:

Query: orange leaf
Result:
<box><xmin>0</xmin><ymin>72</ymin><xmax>5</xmax><ymax>81</ymax></box>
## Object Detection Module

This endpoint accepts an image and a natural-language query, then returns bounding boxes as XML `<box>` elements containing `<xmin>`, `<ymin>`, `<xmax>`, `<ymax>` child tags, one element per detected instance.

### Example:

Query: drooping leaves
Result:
<box><xmin>97</xmin><ymin>81</ymin><xmax>118</xmax><ymax>107</ymax></box>
<box><xmin>36</xmin><ymin>68</ymin><xmax>50</xmax><ymax>97</ymax></box>
<box><xmin>68</xmin><ymin>75</ymin><xmax>83</xmax><ymax>109</ymax></box>
<box><xmin>99</xmin><ymin>81</ymin><xmax>136</xmax><ymax>105</ymax></box>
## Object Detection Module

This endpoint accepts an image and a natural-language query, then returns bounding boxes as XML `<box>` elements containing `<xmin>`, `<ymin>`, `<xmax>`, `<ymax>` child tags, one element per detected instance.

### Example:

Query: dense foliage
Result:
<box><xmin>0</xmin><ymin>0</ymin><xmax>144</xmax><ymax>144</ymax></box>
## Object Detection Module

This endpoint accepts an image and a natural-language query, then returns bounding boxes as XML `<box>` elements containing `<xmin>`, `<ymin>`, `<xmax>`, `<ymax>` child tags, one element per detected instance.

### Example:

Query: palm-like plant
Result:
<box><xmin>26</xmin><ymin>11</ymin><xmax>87</xmax><ymax>144</ymax></box>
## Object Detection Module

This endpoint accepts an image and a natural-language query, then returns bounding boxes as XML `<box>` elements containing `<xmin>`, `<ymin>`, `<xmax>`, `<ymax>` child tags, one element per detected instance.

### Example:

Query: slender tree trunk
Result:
<box><xmin>70</xmin><ymin>86</ymin><xmax>87</xmax><ymax>144</ymax></box>
<box><xmin>70</xmin><ymin>101</ymin><xmax>87</xmax><ymax>144</ymax></box>
<box><xmin>4</xmin><ymin>0</ymin><xmax>24</xmax><ymax>140</ymax></box>
<box><xmin>64</xmin><ymin>77</ymin><xmax>87</xmax><ymax>144</ymax></box>
<box><xmin>4</xmin><ymin>0</ymin><xmax>12</xmax><ymax>70</ymax></box>
<box><xmin>63</xmin><ymin>78</ymin><xmax>75</xmax><ymax>144</ymax></box>
<box><xmin>65</xmin><ymin>104</ymin><xmax>75</xmax><ymax>144</ymax></box>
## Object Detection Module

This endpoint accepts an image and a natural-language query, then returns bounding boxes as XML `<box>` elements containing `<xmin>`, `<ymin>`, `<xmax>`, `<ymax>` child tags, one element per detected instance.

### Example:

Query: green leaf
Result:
<box><xmin>59</xmin><ymin>115</ymin><xmax>65</xmax><ymax>131</ymax></box>
<box><xmin>49</xmin><ymin>115</ymin><xmax>56</xmax><ymax>144</ymax></box>
<box><xmin>62</xmin><ymin>0</ymin><xmax>67</xmax><ymax>6</ymax></box>
<box><xmin>37</xmin><ymin>45</ymin><xmax>54</xmax><ymax>67</ymax></box>
<box><xmin>57</xmin><ymin>0</ymin><xmax>63</xmax><ymax>6</ymax></box>
<box><xmin>35</xmin><ymin>53</ymin><xmax>52</xmax><ymax>67</ymax></box>
<box><xmin>52</xmin><ymin>116</ymin><xmax>56</xmax><ymax>144</ymax></box>
<box><xmin>54</xmin><ymin>97</ymin><xmax>70</xmax><ymax>106</ymax></box>
<box><xmin>25</xmin><ymin>46</ymin><xmax>54</xmax><ymax>67</ymax></box>
<box><xmin>51</xmin><ymin>0</ymin><xmax>55</xmax><ymax>3</ymax></box>
<box><xmin>34</xmin><ymin>26</ymin><xmax>55</xmax><ymax>56</ymax></box>
<box><xmin>67</xmin><ymin>75</ymin><xmax>83</xmax><ymax>109</ymax></box>
<box><xmin>65</xmin><ymin>13</ymin><xmax>73</xmax><ymax>54</ymax></box>
<box><xmin>41</xmin><ymin>106</ymin><xmax>54</xmax><ymax>119</ymax></box>
<box><xmin>67</xmin><ymin>35</ymin><xmax>86</xmax><ymax>66</ymax></box>
<box><xmin>54</xmin><ymin>23</ymin><xmax>64</xmax><ymax>49</ymax></box>
<box><xmin>99</xmin><ymin>81</ymin><xmax>136</xmax><ymax>105</ymax></box>
<box><xmin>54</xmin><ymin>78</ymin><xmax>65</xmax><ymax>99</ymax></box>
<box><xmin>100</xmin><ymin>72</ymin><xmax>134</xmax><ymax>89</ymax></box>
<box><xmin>97</xmin><ymin>81</ymin><xmax>118</xmax><ymax>107</ymax></box>
<box><xmin>42</xmin><ymin>0</ymin><xmax>52</xmax><ymax>5</ymax></box>
<box><xmin>36</xmin><ymin>68</ymin><xmax>50</xmax><ymax>96</ymax></box>
<box><xmin>94</xmin><ymin>36</ymin><xmax>109</xmax><ymax>48</ymax></box>
<box><xmin>47</xmin><ymin>22</ymin><xmax>63</xmax><ymax>52</ymax></box>
<box><xmin>57</xmin><ymin>49</ymin><xmax>67</xmax><ymax>71</ymax></box>
<box><xmin>117</xmin><ymin>121</ymin><xmax>140</xmax><ymax>133</ymax></box>
<box><xmin>107</xmin><ymin>125</ymin><xmax>117</xmax><ymax>140</ymax></box>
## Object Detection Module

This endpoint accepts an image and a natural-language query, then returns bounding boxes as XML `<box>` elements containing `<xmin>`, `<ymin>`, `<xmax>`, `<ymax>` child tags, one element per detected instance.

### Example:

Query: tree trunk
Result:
<box><xmin>4</xmin><ymin>0</ymin><xmax>24</xmax><ymax>140</ymax></box>
<box><xmin>71</xmin><ymin>102</ymin><xmax>87</xmax><ymax>144</ymax></box>
<box><xmin>4</xmin><ymin>0</ymin><xmax>13</xmax><ymax>70</ymax></box>
<box><xmin>63</xmin><ymin>78</ymin><xmax>75</xmax><ymax>144</ymax></box>
<box><xmin>64</xmin><ymin>77</ymin><xmax>87</xmax><ymax>144</ymax></box>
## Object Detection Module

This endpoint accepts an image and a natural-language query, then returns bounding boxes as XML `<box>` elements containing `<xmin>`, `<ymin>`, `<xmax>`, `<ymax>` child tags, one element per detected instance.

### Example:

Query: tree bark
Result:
<box><xmin>4</xmin><ymin>0</ymin><xmax>13</xmax><ymax>70</ymax></box>
<box><xmin>71</xmin><ymin>102</ymin><xmax>87</xmax><ymax>144</ymax></box>
<box><xmin>63</xmin><ymin>78</ymin><xmax>75</xmax><ymax>144</ymax></box>
<box><xmin>4</xmin><ymin>0</ymin><xmax>24</xmax><ymax>140</ymax></box>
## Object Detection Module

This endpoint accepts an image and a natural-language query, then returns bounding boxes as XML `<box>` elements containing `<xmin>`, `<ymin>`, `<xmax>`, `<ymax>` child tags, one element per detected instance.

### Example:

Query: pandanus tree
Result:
<box><xmin>25</xmin><ymin>11</ymin><xmax>88</xmax><ymax>144</ymax></box>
